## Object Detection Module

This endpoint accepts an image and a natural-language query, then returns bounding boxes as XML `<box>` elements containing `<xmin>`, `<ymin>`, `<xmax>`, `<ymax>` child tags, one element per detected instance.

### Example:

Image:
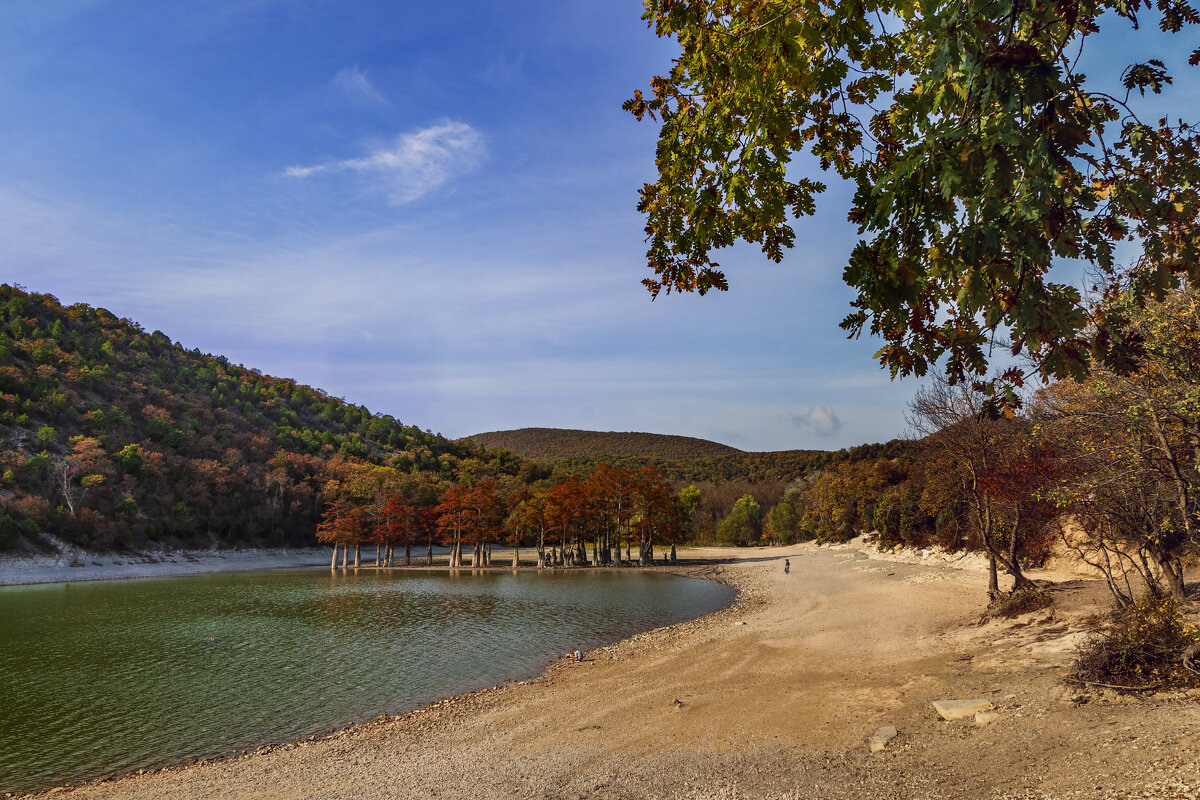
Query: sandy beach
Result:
<box><xmin>21</xmin><ymin>541</ymin><xmax>1200</xmax><ymax>800</ymax></box>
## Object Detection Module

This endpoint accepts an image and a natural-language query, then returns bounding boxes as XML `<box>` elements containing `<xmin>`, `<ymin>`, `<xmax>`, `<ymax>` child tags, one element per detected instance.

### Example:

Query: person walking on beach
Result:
<box><xmin>784</xmin><ymin>558</ymin><xmax>790</xmax><ymax>575</ymax></box>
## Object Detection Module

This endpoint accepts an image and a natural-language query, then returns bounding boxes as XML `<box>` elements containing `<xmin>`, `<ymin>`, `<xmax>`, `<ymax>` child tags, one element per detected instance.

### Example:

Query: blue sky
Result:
<box><xmin>1</xmin><ymin>2</ymin><xmax>1193</xmax><ymax>451</ymax></box>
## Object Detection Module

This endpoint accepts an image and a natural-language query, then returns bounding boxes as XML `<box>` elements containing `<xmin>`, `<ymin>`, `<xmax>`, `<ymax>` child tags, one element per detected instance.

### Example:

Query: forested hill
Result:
<box><xmin>463</xmin><ymin>428</ymin><xmax>911</xmax><ymax>484</ymax></box>
<box><xmin>462</xmin><ymin>428</ymin><xmax>743</xmax><ymax>461</ymax></box>
<box><xmin>0</xmin><ymin>285</ymin><xmax>535</xmax><ymax>553</ymax></box>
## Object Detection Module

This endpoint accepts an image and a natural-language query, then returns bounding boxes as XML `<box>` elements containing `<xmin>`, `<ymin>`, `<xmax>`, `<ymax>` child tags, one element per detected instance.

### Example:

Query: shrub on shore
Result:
<box><xmin>988</xmin><ymin>586</ymin><xmax>1052</xmax><ymax>619</ymax></box>
<box><xmin>1073</xmin><ymin>595</ymin><xmax>1200</xmax><ymax>690</ymax></box>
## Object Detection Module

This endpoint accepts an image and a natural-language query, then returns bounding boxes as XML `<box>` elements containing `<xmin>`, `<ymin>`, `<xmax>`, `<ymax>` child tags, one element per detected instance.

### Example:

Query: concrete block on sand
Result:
<box><xmin>868</xmin><ymin>725</ymin><xmax>898</xmax><ymax>752</ymax></box>
<box><xmin>932</xmin><ymin>699</ymin><xmax>994</xmax><ymax>720</ymax></box>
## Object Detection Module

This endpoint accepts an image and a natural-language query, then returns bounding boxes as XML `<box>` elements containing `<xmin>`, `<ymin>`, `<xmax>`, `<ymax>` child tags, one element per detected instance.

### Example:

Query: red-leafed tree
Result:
<box><xmin>464</xmin><ymin>479</ymin><xmax>502</xmax><ymax>567</ymax></box>
<box><xmin>316</xmin><ymin>498</ymin><xmax>368</xmax><ymax>569</ymax></box>
<box><xmin>436</xmin><ymin>484</ymin><xmax>471</xmax><ymax>568</ymax></box>
<box><xmin>373</xmin><ymin>491</ymin><xmax>419</xmax><ymax>567</ymax></box>
<box><xmin>631</xmin><ymin>466</ymin><xmax>683</xmax><ymax>565</ymax></box>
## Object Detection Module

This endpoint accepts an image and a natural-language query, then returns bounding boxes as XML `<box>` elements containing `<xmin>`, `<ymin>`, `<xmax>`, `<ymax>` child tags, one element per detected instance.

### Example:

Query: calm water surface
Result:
<box><xmin>0</xmin><ymin>567</ymin><xmax>733</xmax><ymax>794</ymax></box>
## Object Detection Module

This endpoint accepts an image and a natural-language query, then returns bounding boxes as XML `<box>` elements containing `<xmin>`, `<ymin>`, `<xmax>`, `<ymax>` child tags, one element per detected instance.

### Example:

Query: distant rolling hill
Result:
<box><xmin>461</xmin><ymin>428</ymin><xmax>744</xmax><ymax>462</ymax></box>
<box><xmin>460</xmin><ymin>428</ymin><xmax>913</xmax><ymax>485</ymax></box>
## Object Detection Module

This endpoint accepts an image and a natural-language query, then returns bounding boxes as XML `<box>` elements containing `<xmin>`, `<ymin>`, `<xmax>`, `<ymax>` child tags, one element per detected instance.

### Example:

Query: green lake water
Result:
<box><xmin>0</xmin><ymin>567</ymin><xmax>733</xmax><ymax>794</ymax></box>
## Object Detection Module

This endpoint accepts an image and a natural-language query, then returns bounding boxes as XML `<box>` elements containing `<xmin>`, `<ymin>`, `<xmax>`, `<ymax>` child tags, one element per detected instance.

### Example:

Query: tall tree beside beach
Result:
<box><xmin>1034</xmin><ymin>288</ymin><xmax>1200</xmax><ymax>604</ymax></box>
<box><xmin>627</xmin><ymin>0</ymin><xmax>1200</xmax><ymax>409</ymax></box>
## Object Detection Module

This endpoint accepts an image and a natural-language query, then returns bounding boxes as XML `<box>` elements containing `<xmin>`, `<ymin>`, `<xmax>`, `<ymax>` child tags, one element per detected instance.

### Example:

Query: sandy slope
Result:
<box><xmin>25</xmin><ymin>543</ymin><xmax>1200</xmax><ymax>800</ymax></box>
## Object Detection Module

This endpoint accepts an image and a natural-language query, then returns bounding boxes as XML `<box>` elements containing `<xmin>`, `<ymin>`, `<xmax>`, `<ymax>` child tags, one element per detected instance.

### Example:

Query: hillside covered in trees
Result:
<box><xmin>0</xmin><ymin>285</ymin><xmax>538</xmax><ymax>553</ymax></box>
<box><xmin>463</xmin><ymin>428</ymin><xmax>743</xmax><ymax>461</ymax></box>
<box><xmin>463</xmin><ymin>427</ymin><xmax>911</xmax><ymax>484</ymax></box>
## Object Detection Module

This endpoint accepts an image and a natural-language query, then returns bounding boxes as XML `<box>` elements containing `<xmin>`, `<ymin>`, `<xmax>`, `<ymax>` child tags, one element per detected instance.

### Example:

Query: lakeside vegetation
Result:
<box><xmin>3</xmin><ymin>278</ymin><xmax>1199</xmax><ymax>702</ymax></box>
<box><xmin>0</xmin><ymin>284</ymin><xmax>909</xmax><ymax>560</ymax></box>
<box><xmin>4</xmin><ymin>281</ymin><xmax>1199</xmax><ymax>690</ymax></box>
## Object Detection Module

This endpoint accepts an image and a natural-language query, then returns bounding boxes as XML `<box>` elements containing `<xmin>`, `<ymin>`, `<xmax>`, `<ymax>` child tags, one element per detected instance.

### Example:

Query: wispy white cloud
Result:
<box><xmin>284</xmin><ymin>122</ymin><xmax>484</xmax><ymax>204</ymax></box>
<box><xmin>482</xmin><ymin>54</ymin><xmax>524</xmax><ymax>87</ymax></box>
<box><xmin>790</xmin><ymin>406</ymin><xmax>844</xmax><ymax>436</ymax></box>
<box><xmin>331</xmin><ymin>64</ymin><xmax>388</xmax><ymax>106</ymax></box>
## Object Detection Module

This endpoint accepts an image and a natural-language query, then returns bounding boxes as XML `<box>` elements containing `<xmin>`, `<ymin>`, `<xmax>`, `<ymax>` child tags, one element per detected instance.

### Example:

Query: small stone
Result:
<box><xmin>932</xmin><ymin>698</ymin><xmax>994</xmax><ymax>720</ymax></box>
<box><xmin>974</xmin><ymin>711</ymin><xmax>1000</xmax><ymax>726</ymax></box>
<box><xmin>868</xmin><ymin>725</ymin><xmax>898</xmax><ymax>752</ymax></box>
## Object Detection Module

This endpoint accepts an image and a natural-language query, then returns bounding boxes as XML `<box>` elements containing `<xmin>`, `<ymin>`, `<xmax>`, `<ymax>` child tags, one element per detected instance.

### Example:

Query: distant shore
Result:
<box><xmin>0</xmin><ymin>547</ymin><xmax>332</xmax><ymax>587</ymax></box>
<box><xmin>0</xmin><ymin>545</ymin><xmax>682</xmax><ymax>587</ymax></box>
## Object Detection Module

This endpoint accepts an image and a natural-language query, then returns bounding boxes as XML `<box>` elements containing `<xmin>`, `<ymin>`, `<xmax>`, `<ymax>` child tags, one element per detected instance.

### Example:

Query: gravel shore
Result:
<box><xmin>0</xmin><ymin>547</ymin><xmax>331</xmax><ymax>586</ymax></box>
<box><xmin>20</xmin><ymin>541</ymin><xmax>1200</xmax><ymax>799</ymax></box>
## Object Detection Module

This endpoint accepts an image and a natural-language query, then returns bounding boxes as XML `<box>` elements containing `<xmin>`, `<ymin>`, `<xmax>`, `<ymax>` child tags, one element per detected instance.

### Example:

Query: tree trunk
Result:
<box><xmin>1149</xmin><ymin>545</ymin><xmax>1187</xmax><ymax>600</ymax></box>
<box><xmin>375</xmin><ymin>545</ymin><xmax>381</xmax><ymax>566</ymax></box>
<box><xmin>1006</xmin><ymin>507</ymin><xmax>1029</xmax><ymax>591</ymax></box>
<box><xmin>512</xmin><ymin>546</ymin><xmax>520</xmax><ymax>568</ymax></box>
<box><xmin>330</xmin><ymin>544</ymin><xmax>338</xmax><ymax>570</ymax></box>
<box><xmin>404</xmin><ymin>543</ymin><xmax>412</xmax><ymax>566</ymax></box>
<box><xmin>427</xmin><ymin>539</ymin><xmax>433</xmax><ymax>566</ymax></box>
<box><xmin>670</xmin><ymin>544</ymin><xmax>677</xmax><ymax>563</ymax></box>
<box><xmin>353</xmin><ymin>546</ymin><xmax>361</xmax><ymax>568</ymax></box>
<box><xmin>986</xmin><ymin>553</ymin><xmax>999</xmax><ymax>600</ymax></box>
<box><xmin>341</xmin><ymin>545</ymin><xmax>348</xmax><ymax>570</ymax></box>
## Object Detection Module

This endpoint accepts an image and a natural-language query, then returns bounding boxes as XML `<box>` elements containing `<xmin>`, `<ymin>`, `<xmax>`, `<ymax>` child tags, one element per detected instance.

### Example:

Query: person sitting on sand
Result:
<box><xmin>564</xmin><ymin>648</ymin><xmax>582</xmax><ymax>662</ymax></box>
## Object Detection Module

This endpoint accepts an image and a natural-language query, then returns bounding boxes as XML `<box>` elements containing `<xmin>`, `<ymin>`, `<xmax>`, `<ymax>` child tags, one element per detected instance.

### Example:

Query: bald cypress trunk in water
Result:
<box><xmin>330</xmin><ymin>545</ymin><xmax>338</xmax><ymax>570</ymax></box>
<box><xmin>511</xmin><ymin>546</ymin><xmax>519</xmax><ymax>567</ymax></box>
<box><xmin>341</xmin><ymin>546</ymin><xmax>348</xmax><ymax>570</ymax></box>
<box><xmin>426</xmin><ymin>538</ymin><xmax>433</xmax><ymax>565</ymax></box>
<box><xmin>404</xmin><ymin>543</ymin><xmax>412</xmax><ymax>566</ymax></box>
<box><xmin>353</xmin><ymin>546</ymin><xmax>361</xmax><ymax>568</ymax></box>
